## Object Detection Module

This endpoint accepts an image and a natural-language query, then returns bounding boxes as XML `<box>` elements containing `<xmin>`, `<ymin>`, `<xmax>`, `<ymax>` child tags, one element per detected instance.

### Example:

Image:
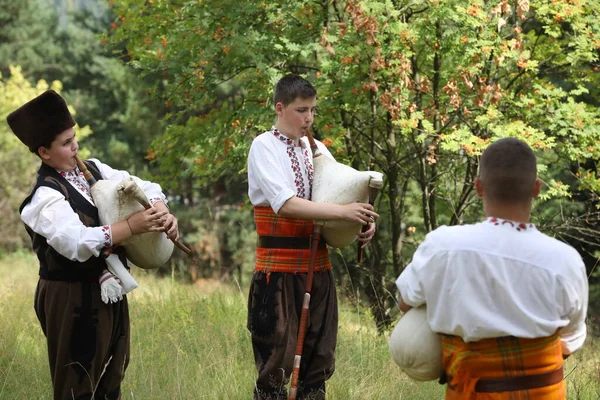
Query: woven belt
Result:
<box><xmin>475</xmin><ymin>367</ymin><xmax>563</xmax><ymax>393</ymax></box>
<box><xmin>257</xmin><ymin>235</ymin><xmax>327</xmax><ymax>250</ymax></box>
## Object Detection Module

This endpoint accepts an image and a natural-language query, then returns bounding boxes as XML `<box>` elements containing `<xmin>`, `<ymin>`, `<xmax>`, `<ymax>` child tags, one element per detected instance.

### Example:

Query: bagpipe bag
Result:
<box><xmin>92</xmin><ymin>177</ymin><xmax>174</xmax><ymax>270</ymax></box>
<box><xmin>311</xmin><ymin>154</ymin><xmax>383</xmax><ymax>248</ymax></box>
<box><xmin>389</xmin><ymin>306</ymin><xmax>443</xmax><ymax>381</ymax></box>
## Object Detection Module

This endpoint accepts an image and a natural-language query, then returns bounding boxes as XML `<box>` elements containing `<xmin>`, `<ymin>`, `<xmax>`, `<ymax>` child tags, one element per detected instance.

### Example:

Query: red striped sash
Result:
<box><xmin>254</xmin><ymin>206</ymin><xmax>331</xmax><ymax>273</ymax></box>
<box><xmin>442</xmin><ymin>334</ymin><xmax>565</xmax><ymax>399</ymax></box>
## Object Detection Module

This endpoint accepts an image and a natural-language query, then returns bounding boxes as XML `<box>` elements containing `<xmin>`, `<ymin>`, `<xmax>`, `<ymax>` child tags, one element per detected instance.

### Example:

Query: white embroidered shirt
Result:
<box><xmin>395</xmin><ymin>217</ymin><xmax>588</xmax><ymax>355</ymax></box>
<box><xmin>248</xmin><ymin>127</ymin><xmax>334</xmax><ymax>213</ymax></box>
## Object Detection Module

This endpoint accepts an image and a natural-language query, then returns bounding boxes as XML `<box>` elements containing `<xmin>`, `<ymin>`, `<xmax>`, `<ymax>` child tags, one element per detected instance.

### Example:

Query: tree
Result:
<box><xmin>0</xmin><ymin>0</ymin><xmax>166</xmax><ymax>179</ymax></box>
<box><xmin>50</xmin><ymin>6</ymin><xmax>167</xmax><ymax>176</ymax></box>
<box><xmin>108</xmin><ymin>0</ymin><xmax>600</xmax><ymax>329</ymax></box>
<box><xmin>0</xmin><ymin>0</ymin><xmax>64</xmax><ymax>79</ymax></box>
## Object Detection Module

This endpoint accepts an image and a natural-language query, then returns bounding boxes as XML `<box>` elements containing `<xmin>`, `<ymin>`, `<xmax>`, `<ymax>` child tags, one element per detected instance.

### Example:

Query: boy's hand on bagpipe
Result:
<box><xmin>162</xmin><ymin>213</ymin><xmax>179</xmax><ymax>241</ymax></box>
<box><xmin>127</xmin><ymin>207</ymin><xmax>168</xmax><ymax>235</ymax></box>
<box><xmin>357</xmin><ymin>222</ymin><xmax>376</xmax><ymax>247</ymax></box>
<box><xmin>152</xmin><ymin>201</ymin><xmax>179</xmax><ymax>241</ymax></box>
<box><xmin>341</xmin><ymin>203</ymin><xmax>379</xmax><ymax>225</ymax></box>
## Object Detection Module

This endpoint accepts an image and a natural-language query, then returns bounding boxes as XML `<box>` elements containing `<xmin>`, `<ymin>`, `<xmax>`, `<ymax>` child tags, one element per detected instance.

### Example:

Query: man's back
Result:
<box><xmin>396</xmin><ymin>217</ymin><xmax>587</xmax><ymax>353</ymax></box>
<box><xmin>395</xmin><ymin>138</ymin><xmax>588</xmax><ymax>399</ymax></box>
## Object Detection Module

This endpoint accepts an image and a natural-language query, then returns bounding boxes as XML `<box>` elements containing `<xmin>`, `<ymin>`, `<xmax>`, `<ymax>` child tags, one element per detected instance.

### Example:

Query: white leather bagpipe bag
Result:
<box><xmin>389</xmin><ymin>306</ymin><xmax>443</xmax><ymax>381</ymax></box>
<box><xmin>93</xmin><ymin>177</ymin><xmax>174</xmax><ymax>269</ymax></box>
<box><xmin>311</xmin><ymin>154</ymin><xmax>384</xmax><ymax>248</ymax></box>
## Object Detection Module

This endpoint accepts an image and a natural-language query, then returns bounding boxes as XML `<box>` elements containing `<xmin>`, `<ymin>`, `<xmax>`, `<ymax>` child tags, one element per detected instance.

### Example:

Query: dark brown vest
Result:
<box><xmin>20</xmin><ymin>160</ymin><xmax>118</xmax><ymax>281</ymax></box>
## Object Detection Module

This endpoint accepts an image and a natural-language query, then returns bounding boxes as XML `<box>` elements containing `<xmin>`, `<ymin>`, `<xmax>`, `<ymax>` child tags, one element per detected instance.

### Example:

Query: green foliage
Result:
<box><xmin>106</xmin><ymin>0</ymin><xmax>600</xmax><ymax>208</ymax></box>
<box><xmin>108</xmin><ymin>0</ymin><xmax>600</xmax><ymax>327</ymax></box>
<box><xmin>51</xmin><ymin>8</ymin><xmax>167</xmax><ymax>177</ymax></box>
<box><xmin>166</xmin><ymin>202</ymin><xmax>257</xmax><ymax>285</ymax></box>
<box><xmin>0</xmin><ymin>0</ymin><xmax>63</xmax><ymax>77</ymax></box>
<box><xmin>0</xmin><ymin>0</ymin><xmax>166</xmax><ymax>181</ymax></box>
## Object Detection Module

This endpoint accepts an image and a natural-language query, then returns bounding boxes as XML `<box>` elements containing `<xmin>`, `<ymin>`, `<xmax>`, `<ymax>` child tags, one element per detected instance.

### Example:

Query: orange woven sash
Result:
<box><xmin>442</xmin><ymin>334</ymin><xmax>565</xmax><ymax>399</ymax></box>
<box><xmin>254</xmin><ymin>206</ymin><xmax>331</xmax><ymax>273</ymax></box>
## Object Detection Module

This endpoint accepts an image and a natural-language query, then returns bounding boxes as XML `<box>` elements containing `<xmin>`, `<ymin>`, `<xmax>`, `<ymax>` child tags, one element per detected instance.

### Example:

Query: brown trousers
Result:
<box><xmin>34</xmin><ymin>279</ymin><xmax>130</xmax><ymax>400</ymax></box>
<box><xmin>247</xmin><ymin>270</ymin><xmax>338</xmax><ymax>400</ymax></box>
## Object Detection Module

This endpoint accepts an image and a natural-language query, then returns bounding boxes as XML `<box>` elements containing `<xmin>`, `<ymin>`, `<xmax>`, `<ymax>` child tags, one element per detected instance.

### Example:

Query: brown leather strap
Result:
<box><xmin>475</xmin><ymin>367</ymin><xmax>563</xmax><ymax>393</ymax></box>
<box><xmin>258</xmin><ymin>235</ymin><xmax>326</xmax><ymax>250</ymax></box>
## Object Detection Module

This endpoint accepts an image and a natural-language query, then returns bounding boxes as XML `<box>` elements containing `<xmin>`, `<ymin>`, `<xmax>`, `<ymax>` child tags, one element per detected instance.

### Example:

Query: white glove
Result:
<box><xmin>99</xmin><ymin>270</ymin><xmax>123</xmax><ymax>304</ymax></box>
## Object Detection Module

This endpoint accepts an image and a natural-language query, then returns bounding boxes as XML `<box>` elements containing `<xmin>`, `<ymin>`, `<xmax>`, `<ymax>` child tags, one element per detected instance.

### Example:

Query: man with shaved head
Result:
<box><xmin>395</xmin><ymin>138</ymin><xmax>588</xmax><ymax>399</ymax></box>
<box><xmin>479</xmin><ymin>138</ymin><xmax>538</xmax><ymax>206</ymax></box>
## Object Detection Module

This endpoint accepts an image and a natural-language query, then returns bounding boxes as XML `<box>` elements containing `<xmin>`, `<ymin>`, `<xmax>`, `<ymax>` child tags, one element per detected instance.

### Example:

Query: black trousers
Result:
<box><xmin>34</xmin><ymin>279</ymin><xmax>130</xmax><ymax>400</ymax></box>
<box><xmin>247</xmin><ymin>270</ymin><xmax>338</xmax><ymax>400</ymax></box>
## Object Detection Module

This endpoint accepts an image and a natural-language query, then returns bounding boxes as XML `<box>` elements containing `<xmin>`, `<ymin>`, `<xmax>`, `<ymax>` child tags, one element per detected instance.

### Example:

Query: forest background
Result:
<box><xmin>1</xmin><ymin>0</ymin><xmax>599</xmax><ymax>333</ymax></box>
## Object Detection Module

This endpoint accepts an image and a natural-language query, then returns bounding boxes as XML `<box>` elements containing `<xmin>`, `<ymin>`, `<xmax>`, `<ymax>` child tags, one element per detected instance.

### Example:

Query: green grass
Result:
<box><xmin>0</xmin><ymin>253</ymin><xmax>598</xmax><ymax>399</ymax></box>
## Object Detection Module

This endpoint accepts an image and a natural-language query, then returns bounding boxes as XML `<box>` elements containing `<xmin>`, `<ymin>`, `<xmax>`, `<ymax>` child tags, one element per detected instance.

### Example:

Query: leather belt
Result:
<box><xmin>475</xmin><ymin>367</ymin><xmax>563</xmax><ymax>392</ymax></box>
<box><xmin>258</xmin><ymin>235</ymin><xmax>327</xmax><ymax>250</ymax></box>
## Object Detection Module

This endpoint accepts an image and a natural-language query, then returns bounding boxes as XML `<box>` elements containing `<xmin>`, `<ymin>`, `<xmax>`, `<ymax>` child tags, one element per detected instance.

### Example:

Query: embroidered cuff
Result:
<box><xmin>101</xmin><ymin>225</ymin><xmax>112</xmax><ymax>248</ymax></box>
<box><xmin>149</xmin><ymin>197</ymin><xmax>166</xmax><ymax>206</ymax></box>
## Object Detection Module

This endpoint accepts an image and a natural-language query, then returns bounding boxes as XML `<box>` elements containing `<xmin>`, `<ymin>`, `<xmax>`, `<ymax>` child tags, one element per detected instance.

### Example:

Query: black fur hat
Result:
<box><xmin>6</xmin><ymin>90</ymin><xmax>76</xmax><ymax>153</ymax></box>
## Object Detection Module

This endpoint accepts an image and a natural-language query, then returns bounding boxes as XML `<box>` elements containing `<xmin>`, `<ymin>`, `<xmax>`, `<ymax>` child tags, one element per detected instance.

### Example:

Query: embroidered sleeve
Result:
<box><xmin>148</xmin><ymin>197</ymin><xmax>164</xmax><ymax>206</ymax></box>
<box><xmin>20</xmin><ymin>186</ymin><xmax>115</xmax><ymax>262</ymax></box>
<box><xmin>102</xmin><ymin>225</ymin><xmax>112</xmax><ymax>248</ymax></box>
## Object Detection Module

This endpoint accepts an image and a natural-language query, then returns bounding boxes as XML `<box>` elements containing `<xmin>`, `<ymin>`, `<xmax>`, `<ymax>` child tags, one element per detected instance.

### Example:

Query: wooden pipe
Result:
<box><xmin>288</xmin><ymin>224</ymin><xmax>322</xmax><ymax>400</ymax></box>
<box><xmin>357</xmin><ymin>181</ymin><xmax>380</xmax><ymax>263</ymax></box>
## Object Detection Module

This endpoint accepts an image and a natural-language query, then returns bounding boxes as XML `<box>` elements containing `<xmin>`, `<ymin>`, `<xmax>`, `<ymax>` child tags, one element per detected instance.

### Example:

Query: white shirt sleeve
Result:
<box><xmin>90</xmin><ymin>158</ymin><xmax>167</xmax><ymax>205</ymax></box>
<box><xmin>395</xmin><ymin>238</ymin><xmax>438</xmax><ymax>308</ymax></box>
<box><xmin>247</xmin><ymin>139</ymin><xmax>295</xmax><ymax>213</ymax></box>
<box><xmin>21</xmin><ymin>186</ymin><xmax>111</xmax><ymax>262</ymax></box>
<box><xmin>557</xmin><ymin>260</ymin><xmax>589</xmax><ymax>355</ymax></box>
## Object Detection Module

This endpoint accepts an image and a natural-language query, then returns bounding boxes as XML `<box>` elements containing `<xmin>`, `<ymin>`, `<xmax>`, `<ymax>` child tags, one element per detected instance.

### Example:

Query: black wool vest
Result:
<box><xmin>20</xmin><ymin>161</ymin><xmax>115</xmax><ymax>282</ymax></box>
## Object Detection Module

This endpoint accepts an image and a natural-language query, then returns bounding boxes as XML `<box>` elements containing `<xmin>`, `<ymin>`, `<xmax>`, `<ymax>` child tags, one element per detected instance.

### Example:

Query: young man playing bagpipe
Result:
<box><xmin>246</xmin><ymin>74</ymin><xmax>379</xmax><ymax>399</ymax></box>
<box><xmin>7</xmin><ymin>90</ymin><xmax>178</xmax><ymax>399</ymax></box>
<box><xmin>396</xmin><ymin>138</ymin><xmax>588</xmax><ymax>399</ymax></box>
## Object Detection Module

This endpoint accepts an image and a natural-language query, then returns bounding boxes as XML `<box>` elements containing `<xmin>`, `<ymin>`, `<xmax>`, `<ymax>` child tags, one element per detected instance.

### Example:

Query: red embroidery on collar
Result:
<box><xmin>58</xmin><ymin>167</ymin><xmax>92</xmax><ymax>200</ymax></box>
<box><xmin>272</xmin><ymin>128</ymin><xmax>314</xmax><ymax>199</ymax></box>
<box><xmin>487</xmin><ymin>217</ymin><xmax>534</xmax><ymax>231</ymax></box>
<box><xmin>273</xmin><ymin>129</ymin><xmax>296</xmax><ymax>147</ymax></box>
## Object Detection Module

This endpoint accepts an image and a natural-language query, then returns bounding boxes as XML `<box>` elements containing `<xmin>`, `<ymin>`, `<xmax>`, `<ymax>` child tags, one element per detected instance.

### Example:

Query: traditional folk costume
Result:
<box><xmin>247</xmin><ymin>128</ymin><xmax>337</xmax><ymax>400</ymax></box>
<box><xmin>8</xmin><ymin>91</ymin><xmax>166</xmax><ymax>400</ymax></box>
<box><xmin>396</xmin><ymin>217</ymin><xmax>588</xmax><ymax>399</ymax></box>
